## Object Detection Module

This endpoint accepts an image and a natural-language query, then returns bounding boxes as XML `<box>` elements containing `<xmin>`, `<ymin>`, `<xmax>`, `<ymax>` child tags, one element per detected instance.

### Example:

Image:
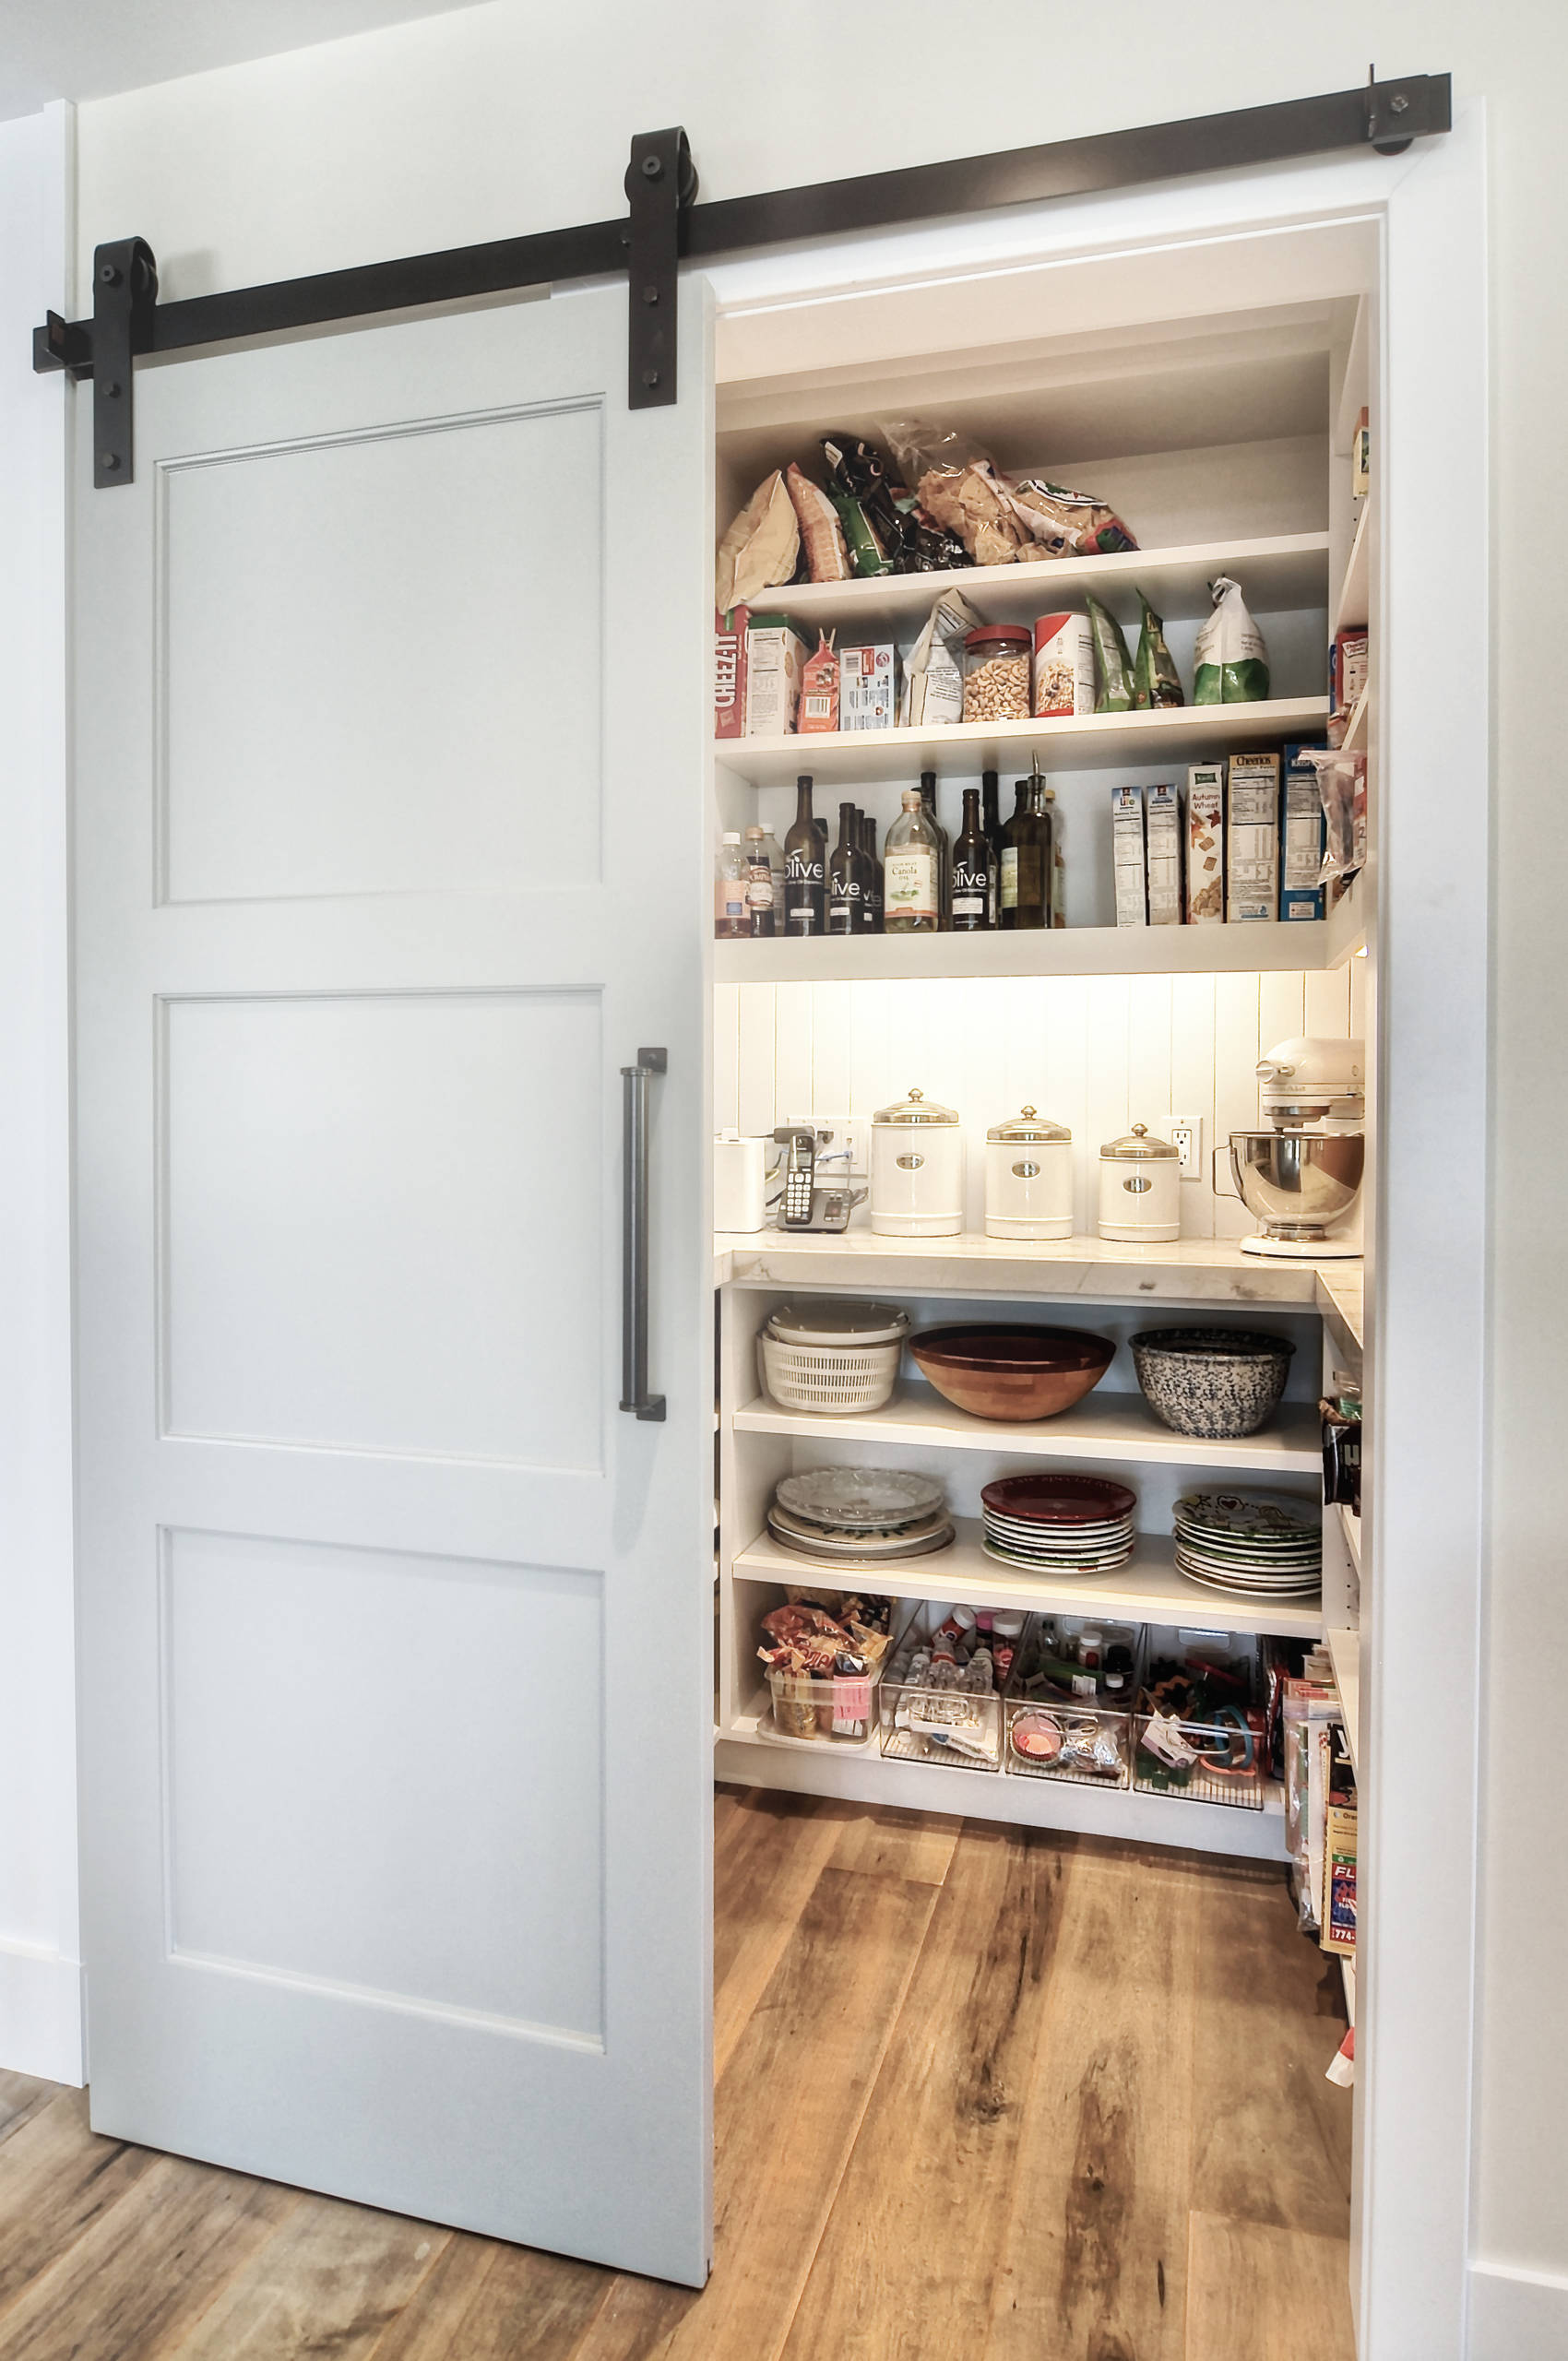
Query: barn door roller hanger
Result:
<box><xmin>33</xmin><ymin>71</ymin><xmax>1449</xmax><ymax>487</ymax></box>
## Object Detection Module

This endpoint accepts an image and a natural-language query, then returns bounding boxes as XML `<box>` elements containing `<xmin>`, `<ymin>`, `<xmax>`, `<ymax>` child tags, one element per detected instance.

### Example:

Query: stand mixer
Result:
<box><xmin>1229</xmin><ymin>1036</ymin><xmax>1365</xmax><ymax>1260</ymax></box>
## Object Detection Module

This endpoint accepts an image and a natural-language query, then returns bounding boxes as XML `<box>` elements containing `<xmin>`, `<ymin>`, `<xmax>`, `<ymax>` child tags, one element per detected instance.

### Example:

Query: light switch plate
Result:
<box><xmin>1170</xmin><ymin>1115</ymin><xmax>1204</xmax><ymax>1180</ymax></box>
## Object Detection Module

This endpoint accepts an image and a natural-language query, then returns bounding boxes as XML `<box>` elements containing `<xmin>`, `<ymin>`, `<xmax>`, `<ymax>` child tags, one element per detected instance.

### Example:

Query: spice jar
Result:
<box><xmin>963</xmin><ymin>626</ymin><xmax>1031</xmax><ymax>722</ymax></box>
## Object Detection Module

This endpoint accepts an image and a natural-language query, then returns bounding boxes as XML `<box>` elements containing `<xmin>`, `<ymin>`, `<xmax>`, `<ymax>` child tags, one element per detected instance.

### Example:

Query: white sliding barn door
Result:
<box><xmin>72</xmin><ymin>286</ymin><xmax>715</xmax><ymax>2284</ymax></box>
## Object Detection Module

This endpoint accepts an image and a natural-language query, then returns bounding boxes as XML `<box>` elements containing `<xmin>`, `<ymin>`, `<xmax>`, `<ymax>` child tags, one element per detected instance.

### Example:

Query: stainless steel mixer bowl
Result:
<box><xmin>1229</xmin><ymin>1131</ymin><xmax>1365</xmax><ymax>1238</ymax></box>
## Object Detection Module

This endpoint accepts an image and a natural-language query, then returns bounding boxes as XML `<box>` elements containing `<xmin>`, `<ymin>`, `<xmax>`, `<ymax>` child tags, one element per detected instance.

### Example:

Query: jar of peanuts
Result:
<box><xmin>962</xmin><ymin>625</ymin><xmax>1031</xmax><ymax>722</ymax></box>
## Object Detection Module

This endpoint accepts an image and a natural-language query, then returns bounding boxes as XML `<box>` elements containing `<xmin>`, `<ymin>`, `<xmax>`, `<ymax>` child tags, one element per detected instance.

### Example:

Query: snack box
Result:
<box><xmin>1225</xmin><ymin>751</ymin><xmax>1279</xmax><ymax>924</ymax></box>
<box><xmin>1280</xmin><ymin>742</ymin><xmax>1327</xmax><ymax>921</ymax></box>
<box><xmin>743</xmin><ymin>615</ymin><xmax>808</xmax><ymax>738</ymax></box>
<box><xmin>1145</xmin><ymin>782</ymin><xmax>1182</xmax><ymax>926</ymax></box>
<box><xmin>839</xmin><ymin>643</ymin><xmax>897</xmax><ymax>732</ymax></box>
<box><xmin>1111</xmin><ymin>785</ymin><xmax>1146</xmax><ymax>928</ymax></box>
<box><xmin>1329</xmin><ymin>627</ymin><xmax>1369</xmax><ymax>720</ymax></box>
<box><xmin>797</xmin><ymin>633</ymin><xmax>839</xmax><ymax>733</ymax></box>
<box><xmin>714</xmin><ymin>605</ymin><xmax>749</xmax><ymax>740</ymax></box>
<box><xmin>1186</xmin><ymin>765</ymin><xmax>1224</xmax><ymax>923</ymax></box>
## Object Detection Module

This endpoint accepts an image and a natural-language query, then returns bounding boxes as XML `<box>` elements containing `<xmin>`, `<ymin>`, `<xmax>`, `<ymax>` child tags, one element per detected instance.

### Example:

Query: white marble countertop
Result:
<box><xmin>715</xmin><ymin>1228</ymin><xmax>1365</xmax><ymax>1344</ymax></box>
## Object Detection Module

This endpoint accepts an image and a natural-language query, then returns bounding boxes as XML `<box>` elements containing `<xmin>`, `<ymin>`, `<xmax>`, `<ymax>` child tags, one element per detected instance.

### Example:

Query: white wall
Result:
<box><xmin>53</xmin><ymin>0</ymin><xmax>1568</xmax><ymax>2342</ymax></box>
<box><xmin>0</xmin><ymin>101</ymin><xmax>80</xmax><ymax>2083</ymax></box>
<box><xmin>719</xmin><ymin>965</ymin><xmax>1363</xmax><ymax>1241</ymax></box>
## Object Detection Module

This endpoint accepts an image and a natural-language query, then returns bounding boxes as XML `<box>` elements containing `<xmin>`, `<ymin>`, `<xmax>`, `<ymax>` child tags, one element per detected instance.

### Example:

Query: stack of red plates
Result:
<box><xmin>980</xmin><ymin>1474</ymin><xmax>1137</xmax><ymax>1572</ymax></box>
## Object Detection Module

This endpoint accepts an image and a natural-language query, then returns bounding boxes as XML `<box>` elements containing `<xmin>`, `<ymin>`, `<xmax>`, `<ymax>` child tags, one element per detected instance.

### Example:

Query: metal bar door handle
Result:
<box><xmin>620</xmin><ymin>1048</ymin><xmax>667</xmax><ymax>1421</ymax></box>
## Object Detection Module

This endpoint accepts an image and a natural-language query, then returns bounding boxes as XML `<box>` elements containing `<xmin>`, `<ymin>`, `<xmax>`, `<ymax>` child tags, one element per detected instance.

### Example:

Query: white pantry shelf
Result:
<box><xmin>744</xmin><ymin>532</ymin><xmax>1330</xmax><ymax>635</ymax></box>
<box><xmin>715</xmin><ymin>914</ymin><xmax>1342</xmax><ymax>982</ymax></box>
<box><xmin>720</xmin><ymin>697</ymin><xmax>1330</xmax><ymax>789</ymax></box>
<box><xmin>1334</xmin><ymin>504</ymin><xmax>1370</xmax><ymax>635</ymax></box>
<box><xmin>732</xmin><ymin>1519</ymin><xmax>1324</xmax><ymax>1639</ymax></box>
<box><xmin>733</xmin><ymin>1379</ymin><xmax>1322</xmax><ymax>1474</ymax></box>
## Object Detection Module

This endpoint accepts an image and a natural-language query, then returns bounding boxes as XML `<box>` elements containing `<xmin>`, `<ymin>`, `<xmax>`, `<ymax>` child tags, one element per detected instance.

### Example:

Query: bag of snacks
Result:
<box><xmin>1132</xmin><ymin>591</ymin><xmax>1184</xmax><ymax>709</ymax></box>
<box><xmin>1086</xmin><ymin>593</ymin><xmax>1134</xmax><ymax>713</ymax></box>
<box><xmin>900</xmin><ymin>587</ymin><xmax>981</xmax><ymax>727</ymax></box>
<box><xmin>1194</xmin><ymin>576</ymin><xmax>1271</xmax><ymax>704</ymax></box>
<box><xmin>878</xmin><ymin>417</ymin><xmax>1028</xmax><ymax>566</ymax></box>
<box><xmin>1006</xmin><ymin>478</ymin><xmax>1138</xmax><ymax>556</ymax></box>
<box><xmin>784</xmin><ymin>462</ymin><xmax>851</xmax><ymax>585</ymax></box>
<box><xmin>820</xmin><ymin>433</ymin><xmax>900</xmax><ymax>575</ymax></box>
<box><xmin>716</xmin><ymin>470</ymin><xmax>799</xmax><ymax>610</ymax></box>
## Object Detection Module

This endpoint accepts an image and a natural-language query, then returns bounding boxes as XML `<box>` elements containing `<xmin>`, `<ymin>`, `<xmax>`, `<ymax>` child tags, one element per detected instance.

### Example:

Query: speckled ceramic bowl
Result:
<box><xmin>1129</xmin><ymin>1328</ymin><xmax>1294</xmax><ymax>1439</ymax></box>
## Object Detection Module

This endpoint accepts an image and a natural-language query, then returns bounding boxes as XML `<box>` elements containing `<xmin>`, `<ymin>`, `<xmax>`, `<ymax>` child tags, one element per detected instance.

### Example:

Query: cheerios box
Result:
<box><xmin>1225</xmin><ymin>751</ymin><xmax>1280</xmax><ymax>924</ymax></box>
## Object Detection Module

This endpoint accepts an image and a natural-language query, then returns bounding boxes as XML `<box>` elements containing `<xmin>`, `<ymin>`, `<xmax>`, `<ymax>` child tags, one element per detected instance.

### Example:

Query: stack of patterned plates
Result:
<box><xmin>767</xmin><ymin>1466</ymin><xmax>955</xmax><ymax>1563</ymax></box>
<box><xmin>1173</xmin><ymin>1491</ymin><xmax>1322</xmax><ymax>1598</ymax></box>
<box><xmin>980</xmin><ymin>1474</ymin><xmax>1137</xmax><ymax>1572</ymax></box>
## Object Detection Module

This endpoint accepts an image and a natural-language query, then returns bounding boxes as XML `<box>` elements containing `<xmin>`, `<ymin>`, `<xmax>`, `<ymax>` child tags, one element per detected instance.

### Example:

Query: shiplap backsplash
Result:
<box><xmin>715</xmin><ymin>957</ymin><xmax>1369</xmax><ymax>1240</ymax></box>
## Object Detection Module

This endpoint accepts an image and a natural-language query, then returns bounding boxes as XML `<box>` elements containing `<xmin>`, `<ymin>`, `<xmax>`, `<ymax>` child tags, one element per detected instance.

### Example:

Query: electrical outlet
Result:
<box><xmin>1170</xmin><ymin>1115</ymin><xmax>1204</xmax><ymax>1180</ymax></box>
<box><xmin>778</xmin><ymin>1115</ymin><xmax>868</xmax><ymax>1180</ymax></box>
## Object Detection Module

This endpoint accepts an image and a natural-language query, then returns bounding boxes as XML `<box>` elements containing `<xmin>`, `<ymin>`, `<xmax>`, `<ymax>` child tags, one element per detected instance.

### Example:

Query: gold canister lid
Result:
<box><xmin>873</xmin><ymin>1086</ymin><xmax>960</xmax><ymax>1126</ymax></box>
<box><xmin>1099</xmin><ymin>1121</ymin><xmax>1179</xmax><ymax>1160</ymax></box>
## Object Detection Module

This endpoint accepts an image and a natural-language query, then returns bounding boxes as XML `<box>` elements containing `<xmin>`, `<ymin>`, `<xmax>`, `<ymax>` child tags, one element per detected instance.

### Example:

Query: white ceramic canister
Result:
<box><xmin>985</xmin><ymin>1107</ymin><xmax>1074</xmax><ymax>1240</ymax></box>
<box><xmin>870</xmin><ymin>1086</ymin><xmax>964</xmax><ymax>1237</ymax></box>
<box><xmin>1098</xmin><ymin>1122</ymin><xmax>1181</xmax><ymax>1243</ymax></box>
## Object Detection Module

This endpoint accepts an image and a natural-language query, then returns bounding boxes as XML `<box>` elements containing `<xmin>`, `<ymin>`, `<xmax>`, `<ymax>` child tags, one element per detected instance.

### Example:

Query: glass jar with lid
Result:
<box><xmin>870</xmin><ymin>1087</ymin><xmax>965</xmax><ymax>1238</ymax></box>
<box><xmin>1097</xmin><ymin>1122</ymin><xmax>1181</xmax><ymax>1243</ymax></box>
<box><xmin>962</xmin><ymin>625</ymin><xmax>1031</xmax><ymax>722</ymax></box>
<box><xmin>985</xmin><ymin>1107</ymin><xmax>1075</xmax><ymax>1240</ymax></box>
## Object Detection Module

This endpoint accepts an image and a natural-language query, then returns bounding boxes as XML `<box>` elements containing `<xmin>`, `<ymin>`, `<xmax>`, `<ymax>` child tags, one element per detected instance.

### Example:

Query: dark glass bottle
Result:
<box><xmin>827</xmin><ymin>802</ymin><xmax>870</xmax><ymax>935</ymax></box>
<box><xmin>1000</xmin><ymin>778</ymin><xmax>1047</xmax><ymax>930</ymax></box>
<box><xmin>784</xmin><ymin>774</ymin><xmax>826</xmax><ymax>936</ymax></box>
<box><xmin>917</xmin><ymin>770</ymin><xmax>951</xmax><ymax>929</ymax></box>
<box><xmin>1026</xmin><ymin>763</ymin><xmax>1057</xmax><ymax>927</ymax></box>
<box><xmin>859</xmin><ymin>811</ymin><xmax>883</xmax><ymax>931</ymax></box>
<box><xmin>951</xmin><ymin>788</ymin><xmax>992</xmax><ymax>931</ymax></box>
<box><xmin>981</xmin><ymin>768</ymin><xmax>1003</xmax><ymax>929</ymax></box>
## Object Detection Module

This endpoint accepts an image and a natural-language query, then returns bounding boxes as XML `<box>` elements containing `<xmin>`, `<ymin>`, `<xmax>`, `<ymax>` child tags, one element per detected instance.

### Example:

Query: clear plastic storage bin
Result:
<box><xmin>1132</xmin><ymin>1627</ymin><xmax>1266</xmax><ymax>1810</ymax></box>
<box><xmin>1002</xmin><ymin>1613</ymin><xmax>1139</xmax><ymax>1788</ymax></box>
<box><xmin>763</xmin><ymin>1658</ymin><xmax>885</xmax><ymax>1750</ymax></box>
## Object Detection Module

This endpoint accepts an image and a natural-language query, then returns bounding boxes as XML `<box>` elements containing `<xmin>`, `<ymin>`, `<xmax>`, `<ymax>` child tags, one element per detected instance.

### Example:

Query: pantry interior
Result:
<box><xmin>706</xmin><ymin>209</ymin><xmax>1384</xmax><ymax>2297</ymax></box>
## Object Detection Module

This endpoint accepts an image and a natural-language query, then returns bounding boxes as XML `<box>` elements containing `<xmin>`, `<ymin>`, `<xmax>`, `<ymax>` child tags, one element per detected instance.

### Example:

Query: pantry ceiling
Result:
<box><xmin>0</xmin><ymin>0</ymin><xmax>483</xmax><ymax>124</ymax></box>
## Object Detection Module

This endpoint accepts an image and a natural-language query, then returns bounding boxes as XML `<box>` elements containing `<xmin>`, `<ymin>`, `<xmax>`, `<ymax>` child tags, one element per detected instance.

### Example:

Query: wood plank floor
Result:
<box><xmin>0</xmin><ymin>1791</ymin><xmax>1354</xmax><ymax>2361</ymax></box>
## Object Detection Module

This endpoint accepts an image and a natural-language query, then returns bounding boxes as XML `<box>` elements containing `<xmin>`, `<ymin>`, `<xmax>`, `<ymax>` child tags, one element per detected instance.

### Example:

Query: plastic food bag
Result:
<box><xmin>820</xmin><ymin>433</ymin><xmax>898</xmax><ymax>575</ymax></box>
<box><xmin>1295</xmin><ymin>747</ymin><xmax>1367</xmax><ymax>886</ymax></box>
<box><xmin>1194</xmin><ymin>575</ymin><xmax>1270</xmax><ymax>704</ymax></box>
<box><xmin>1085</xmin><ymin>593</ymin><xmax>1134</xmax><ymax>713</ymax></box>
<box><xmin>784</xmin><ymin>463</ymin><xmax>851</xmax><ymax>585</ymax></box>
<box><xmin>900</xmin><ymin>587</ymin><xmax>981</xmax><ymax>727</ymax></box>
<box><xmin>877</xmin><ymin>417</ymin><xmax>1028</xmax><ymax>566</ymax></box>
<box><xmin>716</xmin><ymin>471</ymin><xmax>800</xmax><ymax>610</ymax></box>
<box><xmin>1007</xmin><ymin>478</ymin><xmax>1138</xmax><ymax>556</ymax></box>
<box><xmin>1132</xmin><ymin>591</ymin><xmax>1184</xmax><ymax>709</ymax></box>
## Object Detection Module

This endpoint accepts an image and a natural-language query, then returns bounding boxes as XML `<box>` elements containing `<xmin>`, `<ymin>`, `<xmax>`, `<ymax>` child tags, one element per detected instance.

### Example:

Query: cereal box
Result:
<box><xmin>1226</xmin><ymin>751</ymin><xmax>1280</xmax><ymax>923</ymax></box>
<box><xmin>743</xmin><ymin>615</ymin><xmax>808</xmax><ymax>737</ymax></box>
<box><xmin>1145</xmin><ymin>782</ymin><xmax>1182</xmax><ymax>926</ymax></box>
<box><xmin>1111</xmin><ymin>785</ymin><xmax>1146</xmax><ymax>928</ymax></box>
<box><xmin>838</xmin><ymin>643</ymin><xmax>897</xmax><ymax>732</ymax></box>
<box><xmin>797</xmin><ymin>631</ymin><xmax>839</xmax><ymax>733</ymax></box>
<box><xmin>1280</xmin><ymin>742</ymin><xmax>1327</xmax><ymax>920</ymax></box>
<box><xmin>1185</xmin><ymin>765</ymin><xmax>1224</xmax><ymax>923</ymax></box>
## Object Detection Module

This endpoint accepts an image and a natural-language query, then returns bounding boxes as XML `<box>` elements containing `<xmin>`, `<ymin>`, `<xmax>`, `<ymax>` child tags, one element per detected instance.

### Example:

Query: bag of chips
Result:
<box><xmin>1132</xmin><ymin>591</ymin><xmax>1184</xmax><ymax>709</ymax></box>
<box><xmin>1194</xmin><ymin>576</ymin><xmax>1271</xmax><ymax>704</ymax></box>
<box><xmin>1006</xmin><ymin>478</ymin><xmax>1138</xmax><ymax>556</ymax></box>
<box><xmin>784</xmin><ymin>463</ymin><xmax>851</xmax><ymax>584</ymax></box>
<box><xmin>716</xmin><ymin>470</ymin><xmax>800</xmax><ymax>610</ymax></box>
<box><xmin>1086</xmin><ymin>593</ymin><xmax>1135</xmax><ymax>713</ymax></box>
<box><xmin>877</xmin><ymin>418</ymin><xmax>1029</xmax><ymax>566</ymax></box>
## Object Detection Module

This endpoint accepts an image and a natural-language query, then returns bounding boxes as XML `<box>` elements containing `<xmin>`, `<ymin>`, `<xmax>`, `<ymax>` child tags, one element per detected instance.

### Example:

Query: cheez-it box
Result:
<box><xmin>714</xmin><ymin>606</ymin><xmax>749</xmax><ymax>740</ymax></box>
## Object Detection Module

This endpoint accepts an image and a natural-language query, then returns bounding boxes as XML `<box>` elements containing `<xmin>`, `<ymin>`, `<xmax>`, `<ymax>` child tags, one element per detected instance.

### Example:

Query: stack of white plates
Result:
<box><xmin>766</xmin><ymin>1465</ymin><xmax>954</xmax><ymax>1562</ymax></box>
<box><xmin>980</xmin><ymin>1474</ymin><xmax>1137</xmax><ymax>1572</ymax></box>
<box><xmin>1173</xmin><ymin>1490</ymin><xmax>1322</xmax><ymax>1598</ymax></box>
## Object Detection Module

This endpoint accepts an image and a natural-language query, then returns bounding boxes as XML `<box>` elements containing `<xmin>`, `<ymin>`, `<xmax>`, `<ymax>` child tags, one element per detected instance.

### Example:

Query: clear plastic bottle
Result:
<box><xmin>883</xmin><ymin>789</ymin><xmax>941</xmax><ymax>933</ymax></box>
<box><xmin>742</xmin><ymin>825</ymin><xmax>776</xmax><ymax>938</ymax></box>
<box><xmin>714</xmin><ymin>832</ymin><xmax>749</xmax><ymax>940</ymax></box>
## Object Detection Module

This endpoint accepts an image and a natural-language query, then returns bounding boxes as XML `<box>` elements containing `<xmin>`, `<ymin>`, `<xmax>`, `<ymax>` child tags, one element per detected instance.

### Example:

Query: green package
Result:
<box><xmin>1086</xmin><ymin>592</ymin><xmax>1134</xmax><ymax>713</ymax></box>
<box><xmin>1194</xmin><ymin>575</ymin><xmax>1271</xmax><ymax>704</ymax></box>
<box><xmin>1133</xmin><ymin>591</ymin><xmax>1184</xmax><ymax>709</ymax></box>
<box><xmin>828</xmin><ymin>490</ymin><xmax>893</xmax><ymax>578</ymax></box>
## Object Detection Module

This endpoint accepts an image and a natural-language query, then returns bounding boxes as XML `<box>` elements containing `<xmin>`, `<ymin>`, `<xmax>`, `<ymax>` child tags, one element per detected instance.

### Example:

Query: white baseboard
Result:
<box><xmin>1468</xmin><ymin>2259</ymin><xmax>1568</xmax><ymax>2360</ymax></box>
<box><xmin>0</xmin><ymin>1940</ymin><xmax>83</xmax><ymax>2083</ymax></box>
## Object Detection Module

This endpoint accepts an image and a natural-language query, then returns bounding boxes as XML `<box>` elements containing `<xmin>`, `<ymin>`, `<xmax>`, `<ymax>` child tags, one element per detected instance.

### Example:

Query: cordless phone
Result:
<box><xmin>770</xmin><ymin>1127</ymin><xmax>861</xmax><ymax>1232</ymax></box>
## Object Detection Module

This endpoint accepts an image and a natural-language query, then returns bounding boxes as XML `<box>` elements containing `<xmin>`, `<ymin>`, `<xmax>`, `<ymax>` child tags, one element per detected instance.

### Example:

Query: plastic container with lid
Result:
<box><xmin>962</xmin><ymin>625</ymin><xmax>1031</xmax><ymax>722</ymax></box>
<box><xmin>985</xmin><ymin>1106</ymin><xmax>1075</xmax><ymax>1240</ymax></box>
<box><xmin>871</xmin><ymin>1088</ymin><xmax>964</xmax><ymax>1238</ymax></box>
<box><xmin>1098</xmin><ymin>1122</ymin><xmax>1181</xmax><ymax>1243</ymax></box>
